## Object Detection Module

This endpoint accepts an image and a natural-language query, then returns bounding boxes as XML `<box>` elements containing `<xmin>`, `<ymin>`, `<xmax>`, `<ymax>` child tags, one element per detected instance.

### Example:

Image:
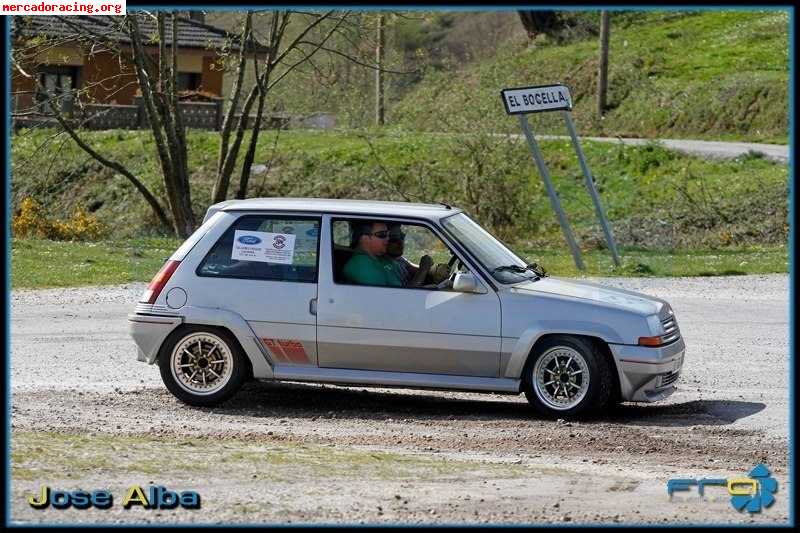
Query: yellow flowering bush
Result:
<box><xmin>12</xmin><ymin>197</ymin><xmax>107</xmax><ymax>241</ymax></box>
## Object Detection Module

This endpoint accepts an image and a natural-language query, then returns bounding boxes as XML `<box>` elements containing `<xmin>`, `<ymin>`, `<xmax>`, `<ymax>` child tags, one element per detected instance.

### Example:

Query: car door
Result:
<box><xmin>193</xmin><ymin>213</ymin><xmax>321</xmax><ymax>367</ymax></box>
<box><xmin>316</xmin><ymin>215</ymin><xmax>502</xmax><ymax>377</ymax></box>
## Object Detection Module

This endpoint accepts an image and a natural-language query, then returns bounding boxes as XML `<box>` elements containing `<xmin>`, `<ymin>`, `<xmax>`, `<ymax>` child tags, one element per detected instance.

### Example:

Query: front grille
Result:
<box><xmin>660</xmin><ymin>312</ymin><xmax>681</xmax><ymax>345</ymax></box>
<box><xmin>659</xmin><ymin>370</ymin><xmax>681</xmax><ymax>387</ymax></box>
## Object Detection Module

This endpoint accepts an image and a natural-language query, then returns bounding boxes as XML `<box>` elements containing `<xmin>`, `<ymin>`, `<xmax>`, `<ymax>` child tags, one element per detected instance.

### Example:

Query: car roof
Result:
<box><xmin>205</xmin><ymin>197</ymin><xmax>461</xmax><ymax>222</ymax></box>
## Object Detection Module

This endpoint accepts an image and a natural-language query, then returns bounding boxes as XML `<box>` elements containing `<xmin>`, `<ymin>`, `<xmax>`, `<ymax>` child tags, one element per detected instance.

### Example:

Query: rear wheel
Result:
<box><xmin>158</xmin><ymin>325</ymin><xmax>247</xmax><ymax>407</ymax></box>
<box><xmin>522</xmin><ymin>335</ymin><xmax>613</xmax><ymax>418</ymax></box>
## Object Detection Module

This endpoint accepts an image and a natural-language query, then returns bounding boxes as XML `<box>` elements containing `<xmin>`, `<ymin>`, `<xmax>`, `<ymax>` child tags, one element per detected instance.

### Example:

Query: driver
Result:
<box><xmin>343</xmin><ymin>221</ymin><xmax>404</xmax><ymax>287</ymax></box>
<box><xmin>386</xmin><ymin>223</ymin><xmax>432</xmax><ymax>288</ymax></box>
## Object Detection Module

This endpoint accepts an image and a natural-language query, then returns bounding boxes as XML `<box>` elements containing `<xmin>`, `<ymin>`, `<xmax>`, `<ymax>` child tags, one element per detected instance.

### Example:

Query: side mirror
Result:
<box><xmin>452</xmin><ymin>272</ymin><xmax>486</xmax><ymax>294</ymax></box>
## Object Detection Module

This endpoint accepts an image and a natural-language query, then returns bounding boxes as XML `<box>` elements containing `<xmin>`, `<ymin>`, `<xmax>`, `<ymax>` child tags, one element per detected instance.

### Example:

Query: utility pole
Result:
<box><xmin>597</xmin><ymin>10</ymin><xmax>610</xmax><ymax>117</ymax></box>
<box><xmin>375</xmin><ymin>13</ymin><xmax>385</xmax><ymax>126</ymax></box>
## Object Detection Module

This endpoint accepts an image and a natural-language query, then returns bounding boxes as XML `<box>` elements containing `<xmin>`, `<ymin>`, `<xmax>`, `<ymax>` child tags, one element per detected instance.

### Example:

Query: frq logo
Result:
<box><xmin>306</xmin><ymin>227</ymin><xmax>319</xmax><ymax>237</ymax></box>
<box><xmin>237</xmin><ymin>235</ymin><xmax>261</xmax><ymax>245</ymax></box>
<box><xmin>729</xmin><ymin>464</ymin><xmax>778</xmax><ymax>512</ymax></box>
<box><xmin>273</xmin><ymin>235</ymin><xmax>287</xmax><ymax>249</ymax></box>
<box><xmin>667</xmin><ymin>463</ymin><xmax>778</xmax><ymax>513</ymax></box>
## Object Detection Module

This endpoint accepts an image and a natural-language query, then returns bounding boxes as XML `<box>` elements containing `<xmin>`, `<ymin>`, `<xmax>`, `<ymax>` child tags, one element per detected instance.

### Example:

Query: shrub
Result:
<box><xmin>12</xmin><ymin>197</ymin><xmax>107</xmax><ymax>241</ymax></box>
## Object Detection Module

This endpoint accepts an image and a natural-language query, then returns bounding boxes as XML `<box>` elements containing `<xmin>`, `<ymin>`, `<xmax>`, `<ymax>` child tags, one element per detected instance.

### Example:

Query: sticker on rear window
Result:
<box><xmin>232</xmin><ymin>230</ymin><xmax>296</xmax><ymax>264</ymax></box>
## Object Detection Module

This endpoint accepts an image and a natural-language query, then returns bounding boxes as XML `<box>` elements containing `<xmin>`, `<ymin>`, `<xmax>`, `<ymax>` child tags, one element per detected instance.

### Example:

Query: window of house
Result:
<box><xmin>197</xmin><ymin>215</ymin><xmax>321</xmax><ymax>283</ymax></box>
<box><xmin>36</xmin><ymin>66</ymin><xmax>79</xmax><ymax>109</ymax></box>
<box><xmin>177</xmin><ymin>72</ymin><xmax>201</xmax><ymax>91</ymax></box>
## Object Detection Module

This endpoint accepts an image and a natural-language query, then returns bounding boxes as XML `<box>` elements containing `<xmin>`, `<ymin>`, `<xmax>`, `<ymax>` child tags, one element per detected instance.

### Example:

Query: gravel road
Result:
<box><xmin>536</xmin><ymin>135</ymin><xmax>789</xmax><ymax>163</ymax></box>
<box><xmin>9</xmin><ymin>274</ymin><xmax>791</xmax><ymax>525</ymax></box>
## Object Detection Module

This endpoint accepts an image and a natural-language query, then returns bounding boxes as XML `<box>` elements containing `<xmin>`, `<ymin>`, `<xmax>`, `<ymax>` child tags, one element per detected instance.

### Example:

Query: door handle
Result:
<box><xmin>309</xmin><ymin>298</ymin><xmax>317</xmax><ymax>316</ymax></box>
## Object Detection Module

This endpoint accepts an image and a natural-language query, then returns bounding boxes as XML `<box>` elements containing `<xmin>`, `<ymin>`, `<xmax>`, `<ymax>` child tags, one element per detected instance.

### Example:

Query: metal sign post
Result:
<box><xmin>501</xmin><ymin>83</ymin><xmax>621</xmax><ymax>270</ymax></box>
<box><xmin>517</xmin><ymin>114</ymin><xmax>585</xmax><ymax>271</ymax></box>
<box><xmin>562</xmin><ymin>111</ymin><xmax>621</xmax><ymax>266</ymax></box>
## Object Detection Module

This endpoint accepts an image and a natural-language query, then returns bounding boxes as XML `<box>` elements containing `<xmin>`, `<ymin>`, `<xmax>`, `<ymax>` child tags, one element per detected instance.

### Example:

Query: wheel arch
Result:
<box><xmin>512</xmin><ymin>331</ymin><xmax>622</xmax><ymax>401</ymax></box>
<box><xmin>160</xmin><ymin>323</ymin><xmax>255</xmax><ymax>381</ymax></box>
<box><xmin>179</xmin><ymin>305</ymin><xmax>274</xmax><ymax>379</ymax></box>
<box><xmin>518</xmin><ymin>332</ymin><xmax>621</xmax><ymax>417</ymax></box>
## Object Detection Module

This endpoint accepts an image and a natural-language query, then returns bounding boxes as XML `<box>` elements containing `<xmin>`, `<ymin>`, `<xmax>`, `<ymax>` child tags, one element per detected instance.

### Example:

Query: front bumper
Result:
<box><xmin>128</xmin><ymin>313</ymin><xmax>183</xmax><ymax>364</ymax></box>
<box><xmin>608</xmin><ymin>337</ymin><xmax>686</xmax><ymax>402</ymax></box>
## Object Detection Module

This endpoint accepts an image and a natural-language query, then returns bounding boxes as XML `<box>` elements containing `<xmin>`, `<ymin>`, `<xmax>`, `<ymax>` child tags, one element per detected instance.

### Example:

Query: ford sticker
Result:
<box><xmin>237</xmin><ymin>235</ymin><xmax>262</xmax><ymax>245</ymax></box>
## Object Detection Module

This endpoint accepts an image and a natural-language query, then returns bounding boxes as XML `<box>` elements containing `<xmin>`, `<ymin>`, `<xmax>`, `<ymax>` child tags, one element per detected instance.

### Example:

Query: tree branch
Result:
<box><xmin>13</xmin><ymin>58</ymin><xmax>171</xmax><ymax>229</ymax></box>
<box><xmin>216</xmin><ymin>10</ymin><xmax>253</xmax><ymax>196</ymax></box>
<box><xmin>269</xmin><ymin>11</ymin><xmax>334</xmax><ymax>67</ymax></box>
<box><xmin>293</xmin><ymin>41</ymin><xmax>417</xmax><ymax>75</ymax></box>
<box><xmin>267</xmin><ymin>15</ymin><xmax>349</xmax><ymax>91</ymax></box>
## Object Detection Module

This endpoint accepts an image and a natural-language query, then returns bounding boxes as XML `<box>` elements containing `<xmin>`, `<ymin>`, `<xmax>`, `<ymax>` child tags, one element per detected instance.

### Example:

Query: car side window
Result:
<box><xmin>197</xmin><ymin>215</ymin><xmax>320</xmax><ymax>283</ymax></box>
<box><xmin>331</xmin><ymin>218</ymin><xmax>457</xmax><ymax>289</ymax></box>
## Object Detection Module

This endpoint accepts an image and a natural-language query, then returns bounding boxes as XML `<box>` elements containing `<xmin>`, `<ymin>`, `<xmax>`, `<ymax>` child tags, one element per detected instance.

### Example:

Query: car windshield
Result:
<box><xmin>440</xmin><ymin>212</ymin><xmax>539</xmax><ymax>284</ymax></box>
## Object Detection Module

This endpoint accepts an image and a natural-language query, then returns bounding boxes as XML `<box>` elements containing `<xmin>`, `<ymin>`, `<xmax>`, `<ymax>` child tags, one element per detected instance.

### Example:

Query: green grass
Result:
<box><xmin>11</xmin><ymin>238</ymin><xmax>788</xmax><ymax>289</ymax></box>
<box><xmin>12</xmin><ymin>430</ymin><xmax>540</xmax><ymax>484</ymax></box>
<box><xmin>392</xmin><ymin>11</ymin><xmax>789</xmax><ymax>143</ymax></box>
<box><xmin>521</xmin><ymin>245</ymin><xmax>789</xmax><ymax>278</ymax></box>
<box><xmin>11</xmin><ymin>237</ymin><xmax>181</xmax><ymax>289</ymax></box>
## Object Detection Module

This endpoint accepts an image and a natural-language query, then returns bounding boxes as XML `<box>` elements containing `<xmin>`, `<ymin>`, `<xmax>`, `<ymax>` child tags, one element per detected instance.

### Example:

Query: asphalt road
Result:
<box><xmin>9</xmin><ymin>274</ymin><xmax>791</xmax><ymax>524</ymax></box>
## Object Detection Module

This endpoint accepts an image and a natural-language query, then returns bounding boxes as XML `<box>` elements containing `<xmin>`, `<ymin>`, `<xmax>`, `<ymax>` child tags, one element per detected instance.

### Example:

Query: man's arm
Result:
<box><xmin>407</xmin><ymin>255</ymin><xmax>433</xmax><ymax>287</ymax></box>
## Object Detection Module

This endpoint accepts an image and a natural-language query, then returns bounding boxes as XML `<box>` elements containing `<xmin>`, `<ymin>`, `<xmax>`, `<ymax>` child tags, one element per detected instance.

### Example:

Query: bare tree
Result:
<box><xmin>375</xmin><ymin>13</ymin><xmax>385</xmax><ymax>126</ymax></box>
<box><xmin>10</xmin><ymin>23</ymin><xmax>172</xmax><ymax>231</ymax></box>
<box><xmin>124</xmin><ymin>12</ymin><xmax>195</xmax><ymax>236</ymax></box>
<box><xmin>12</xmin><ymin>13</ymin><xmax>200</xmax><ymax>236</ymax></box>
<box><xmin>213</xmin><ymin>10</ymin><xmax>352</xmax><ymax>203</ymax></box>
<box><xmin>12</xmin><ymin>10</ymin><xmax>408</xmax><ymax>237</ymax></box>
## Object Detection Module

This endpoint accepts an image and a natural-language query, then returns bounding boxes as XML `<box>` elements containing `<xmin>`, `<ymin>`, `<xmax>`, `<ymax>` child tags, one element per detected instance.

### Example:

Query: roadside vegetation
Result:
<box><xmin>11</xmin><ymin>129</ymin><xmax>788</xmax><ymax>289</ymax></box>
<box><xmin>12</xmin><ymin>128</ymin><xmax>788</xmax><ymax>242</ymax></box>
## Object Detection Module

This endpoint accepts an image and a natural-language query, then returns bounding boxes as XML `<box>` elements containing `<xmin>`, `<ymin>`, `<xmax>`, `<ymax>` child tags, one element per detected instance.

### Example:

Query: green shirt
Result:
<box><xmin>343</xmin><ymin>249</ymin><xmax>404</xmax><ymax>287</ymax></box>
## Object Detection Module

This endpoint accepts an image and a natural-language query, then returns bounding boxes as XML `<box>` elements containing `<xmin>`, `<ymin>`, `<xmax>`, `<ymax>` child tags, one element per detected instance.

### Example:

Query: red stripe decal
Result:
<box><xmin>277</xmin><ymin>339</ymin><xmax>309</xmax><ymax>364</ymax></box>
<box><xmin>261</xmin><ymin>338</ymin><xmax>288</xmax><ymax>362</ymax></box>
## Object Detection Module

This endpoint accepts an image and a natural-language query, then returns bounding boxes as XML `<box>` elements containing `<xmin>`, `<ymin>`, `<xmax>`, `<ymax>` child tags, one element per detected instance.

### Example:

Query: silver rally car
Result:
<box><xmin>129</xmin><ymin>198</ymin><xmax>685</xmax><ymax>418</ymax></box>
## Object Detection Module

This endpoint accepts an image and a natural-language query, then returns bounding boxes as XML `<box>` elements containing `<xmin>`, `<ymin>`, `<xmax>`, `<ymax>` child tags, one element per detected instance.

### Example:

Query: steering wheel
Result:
<box><xmin>434</xmin><ymin>253</ymin><xmax>462</xmax><ymax>290</ymax></box>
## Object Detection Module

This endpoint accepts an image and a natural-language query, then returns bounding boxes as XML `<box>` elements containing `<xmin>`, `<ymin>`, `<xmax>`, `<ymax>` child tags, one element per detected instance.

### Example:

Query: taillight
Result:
<box><xmin>139</xmin><ymin>260</ymin><xmax>180</xmax><ymax>304</ymax></box>
<box><xmin>638</xmin><ymin>335</ymin><xmax>665</xmax><ymax>347</ymax></box>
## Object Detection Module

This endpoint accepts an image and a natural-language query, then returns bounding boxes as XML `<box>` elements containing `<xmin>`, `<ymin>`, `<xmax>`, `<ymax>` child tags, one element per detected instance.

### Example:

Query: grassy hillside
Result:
<box><xmin>11</xmin><ymin>128</ymin><xmax>788</xmax><ymax>252</ymax></box>
<box><xmin>392</xmin><ymin>11</ymin><xmax>789</xmax><ymax>143</ymax></box>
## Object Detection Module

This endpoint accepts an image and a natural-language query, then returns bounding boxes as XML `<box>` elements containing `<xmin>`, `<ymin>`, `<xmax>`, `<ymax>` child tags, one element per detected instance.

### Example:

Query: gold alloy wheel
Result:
<box><xmin>170</xmin><ymin>332</ymin><xmax>234</xmax><ymax>396</ymax></box>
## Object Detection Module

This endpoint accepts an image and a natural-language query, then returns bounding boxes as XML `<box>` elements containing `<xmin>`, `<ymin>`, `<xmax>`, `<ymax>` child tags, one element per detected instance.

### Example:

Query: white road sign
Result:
<box><xmin>501</xmin><ymin>84</ymin><xmax>572</xmax><ymax>115</ymax></box>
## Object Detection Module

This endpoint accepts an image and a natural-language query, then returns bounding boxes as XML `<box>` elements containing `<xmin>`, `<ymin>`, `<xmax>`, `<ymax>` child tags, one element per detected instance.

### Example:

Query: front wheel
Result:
<box><xmin>522</xmin><ymin>335</ymin><xmax>613</xmax><ymax>418</ymax></box>
<box><xmin>158</xmin><ymin>325</ymin><xmax>247</xmax><ymax>407</ymax></box>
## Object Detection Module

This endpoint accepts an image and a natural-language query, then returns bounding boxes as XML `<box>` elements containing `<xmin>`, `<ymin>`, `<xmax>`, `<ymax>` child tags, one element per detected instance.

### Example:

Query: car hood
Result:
<box><xmin>510</xmin><ymin>277</ymin><xmax>667</xmax><ymax>316</ymax></box>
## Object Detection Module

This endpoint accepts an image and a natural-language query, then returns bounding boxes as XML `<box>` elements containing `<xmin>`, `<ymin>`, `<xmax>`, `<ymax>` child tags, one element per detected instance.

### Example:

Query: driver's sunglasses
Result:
<box><xmin>368</xmin><ymin>230</ymin><xmax>390</xmax><ymax>239</ymax></box>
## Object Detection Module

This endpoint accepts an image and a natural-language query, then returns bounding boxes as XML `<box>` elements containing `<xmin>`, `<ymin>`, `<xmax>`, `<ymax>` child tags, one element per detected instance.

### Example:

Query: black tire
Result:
<box><xmin>522</xmin><ymin>335</ymin><xmax>613</xmax><ymax>419</ymax></box>
<box><xmin>158</xmin><ymin>325</ymin><xmax>248</xmax><ymax>407</ymax></box>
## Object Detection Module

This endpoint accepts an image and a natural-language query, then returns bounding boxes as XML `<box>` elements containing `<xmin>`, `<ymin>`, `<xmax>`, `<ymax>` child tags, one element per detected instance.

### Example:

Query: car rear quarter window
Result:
<box><xmin>197</xmin><ymin>215</ymin><xmax>321</xmax><ymax>283</ymax></box>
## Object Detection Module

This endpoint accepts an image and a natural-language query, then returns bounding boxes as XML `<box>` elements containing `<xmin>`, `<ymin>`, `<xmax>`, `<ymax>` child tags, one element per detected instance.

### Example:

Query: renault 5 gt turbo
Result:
<box><xmin>129</xmin><ymin>198</ymin><xmax>685</xmax><ymax>418</ymax></box>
